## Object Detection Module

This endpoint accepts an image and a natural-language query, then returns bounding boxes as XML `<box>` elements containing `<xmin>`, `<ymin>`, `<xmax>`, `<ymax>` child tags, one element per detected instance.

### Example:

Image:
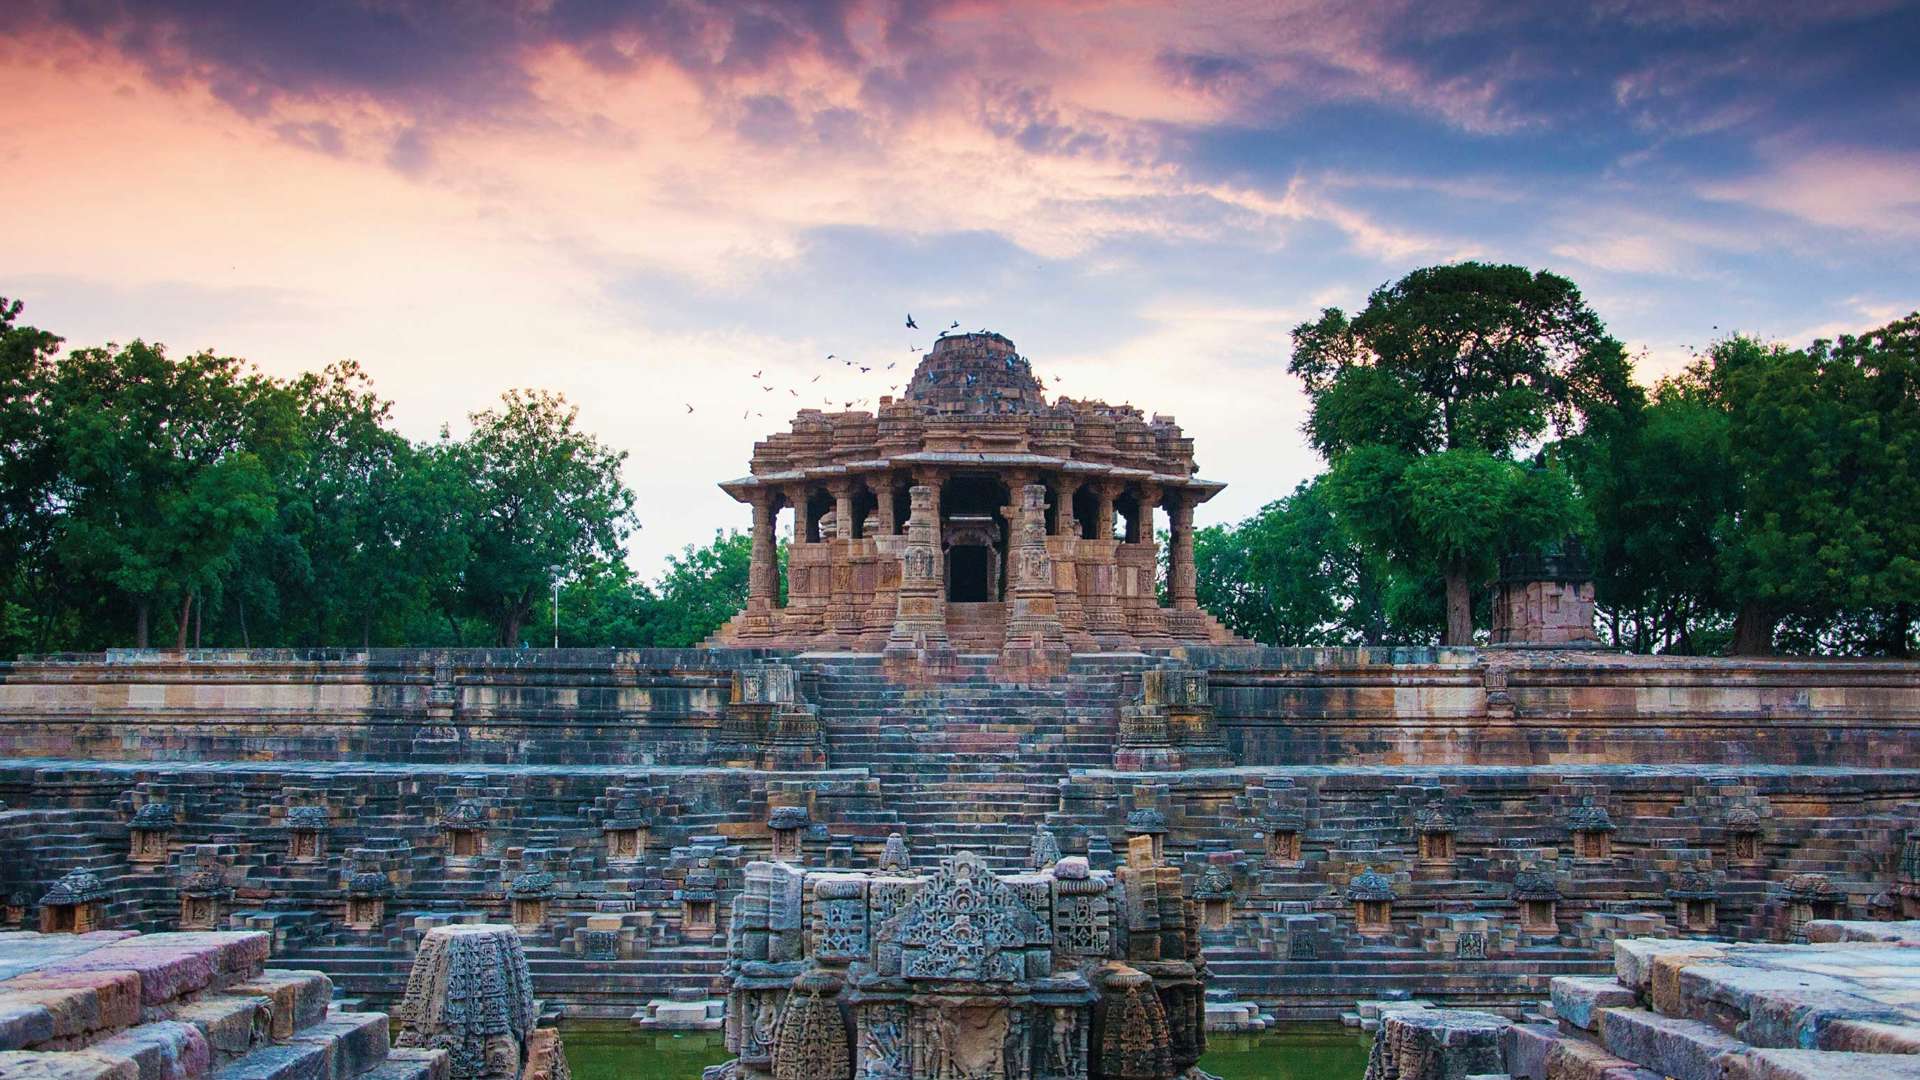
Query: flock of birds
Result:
<box><xmin>684</xmin><ymin>314</ymin><xmax>1058</xmax><ymax>419</ymax></box>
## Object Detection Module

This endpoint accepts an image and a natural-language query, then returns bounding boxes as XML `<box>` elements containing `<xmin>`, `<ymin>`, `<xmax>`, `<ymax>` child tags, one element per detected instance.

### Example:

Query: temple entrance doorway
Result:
<box><xmin>941</xmin><ymin>475</ymin><xmax>1009</xmax><ymax>604</ymax></box>
<box><xmin>948</xmin><ymin>544</ymin><xmax>992</xmax><ymax>602</ymax></box>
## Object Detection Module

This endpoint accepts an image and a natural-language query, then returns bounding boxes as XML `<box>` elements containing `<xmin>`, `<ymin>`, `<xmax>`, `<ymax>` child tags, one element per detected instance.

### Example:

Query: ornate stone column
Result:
<box><xmin>784</xmin><ymin>485</ymin><xmax>812</xmax><ymax>546</ymax></box>
<box><xmin>1084</xmin><ymin>479</ymin><xmax>1130</xmax><ymax>646</ymax></box>
<box><xmin>1168</xmin><ymin>491</ymin><xmax>1197</xmax><ymax>610</ymax></box>
<box><xmin>876</xmin><ymin>474</ymin><xmax>901</xmax><ymax>535</ymax></box>
<box><xmin>1095</xmin><ymin>481</ymin><xmax>1119</xmax><ymax>542</ymax></box>
<box><xmin>884</xmin><ymin>482</ymin><xmax>954</xmax><ymax>674</ymax></box>
<box><xmin>747</xmin><ymin>491</ymin><xmax>777</xmax><ymax>615</ymax></box>
<box><xmin>1000</xmin><ymin>483</ymin><xmax>1069</xmax><ymax>675</ymax></box>
<box><xmin>1127</xmin><ymin>483</ymin><xmax>1171</xmax><ymax>643</ymax></box>
<box><xmin>830</xmin><ymin>480</ymin><xmax>857</xmax><ymax>541</ymax></box>
<box><xmin>1053</xmin><ymin>477</ymin><xmax>1083</xmax><ymax>537</ymax></box>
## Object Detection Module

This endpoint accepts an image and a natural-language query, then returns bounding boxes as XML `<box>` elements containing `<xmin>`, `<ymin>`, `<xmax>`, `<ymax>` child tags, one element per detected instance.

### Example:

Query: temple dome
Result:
<box><xmin>903</xmin><ymin>332</ymin><xmax>1047</xmax><ymax>415</ymax></box>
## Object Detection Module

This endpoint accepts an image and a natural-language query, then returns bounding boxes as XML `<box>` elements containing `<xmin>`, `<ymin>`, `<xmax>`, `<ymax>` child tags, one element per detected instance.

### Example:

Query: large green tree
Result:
<box><xmin>0</xmin><ymin>299</ymin><xmax>65</xmax><ymax>653</ymax></box>
<box><xmin>1289</xmin><ymin>263</ymin><xmax>1632</xmax><ymax>643</ymax></box>
<box><xmin>448</xmin><ymin>389</ymin><xmax>638</xmax><ymax>646</ymax></box>
<box><xmin>46</xmin><ymin>342</ymin><xmax>288</xmax><ymax>647</ymax></box>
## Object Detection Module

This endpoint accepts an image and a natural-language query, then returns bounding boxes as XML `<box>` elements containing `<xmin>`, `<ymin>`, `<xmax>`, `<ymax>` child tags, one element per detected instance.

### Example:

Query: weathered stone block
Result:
<box><xmin>1721</xmin><ymin>1049</ymin><xmax>1920</xmax><ymax>1080</ymax></box>
<box><xmin>1553</xmin><ymin>978</ymin><xmax>1638</xmax><ymax>1032</ymax></box>
<box><xmin>1598</xmin><ymin>1008</ymin><xmax>1745</xmax><ymax>1080</ymax></box>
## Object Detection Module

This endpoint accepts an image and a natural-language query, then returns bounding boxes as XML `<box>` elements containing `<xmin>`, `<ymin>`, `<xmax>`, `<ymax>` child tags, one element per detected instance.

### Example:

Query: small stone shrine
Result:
<box><xmin>707</xmin><ymin>848</ymin><xmax>1207</xmax><ymax>1080</ymax></box>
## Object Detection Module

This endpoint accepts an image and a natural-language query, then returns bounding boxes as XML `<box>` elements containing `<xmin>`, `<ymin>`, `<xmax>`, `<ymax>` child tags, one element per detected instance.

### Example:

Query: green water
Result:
<box><xmin>559</xmin><ymin>1025</ymin><xmax>1369</xmax><ymax>1080</ymax></box>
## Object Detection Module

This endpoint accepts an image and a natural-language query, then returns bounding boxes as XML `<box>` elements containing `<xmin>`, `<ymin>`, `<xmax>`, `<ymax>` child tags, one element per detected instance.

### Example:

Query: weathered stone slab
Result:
<box><xmin>1614</xmin><ymin>939</ymin><xmax>1725</xmax><ymax>997</ymax></box>
<box><xmin>1553</xmin><ymin>978</ymin><xmax>1638</xmax><ymax>1032</ymax></box>
<box><xmin>0</xmin><ymin>1049</ymin><xmax>140</xmax><ymax>1080</ymax></box>
<box><xmin>1721</xmin><ymin>1049</ymin><xmax>1920</xmax><ymax>1080</ymax></box>
<box><xmin>1542</xmin><ymin>1036</ymin><xmax>1662</xmax><ymax>1080</ymax></box>
<box><xmin>86</xmin><ymin>1020</ymin><xmax>211</xmax><ymax>1080</ymax></box>
<box><xmin>1597</xmin><ymin>1007</ymin><xmax>1746</xmax><ymax>1080</ymax></box>
<box><xmin>1505</xmin><ymin>1022</ymin><xmax>1559</xmax><ymax>1080</ymax></box>
<box><xmin>224</xmin><ymin>972</ymin><xmax>331</xmax><ymax>1040</ymax></box>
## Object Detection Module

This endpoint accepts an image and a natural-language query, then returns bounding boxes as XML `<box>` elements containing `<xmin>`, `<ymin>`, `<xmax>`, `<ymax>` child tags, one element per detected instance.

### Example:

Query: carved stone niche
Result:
<box><xmin>440</xmin><ymin>801</ymin><xmax>489</xmax><ymax>862</ymax></box>
<box><xmin>286</xmin><ymin>805</ymin><xmax>328</xmax><ymax>861</ymax></box>
<box><xmin>344</xmin><ymin>851</ymin><xmax>394</xmax><ymax>931</ymax></box>
<box><xmin>1263</xmin><ymin>812</ymin><xmax>1305</xmax><ymax>867</ymax></box>
<box><xmin>1415</xmin><ymin>805</ymin><xmax>1457</xmax><ymax>865</ymax></box>
<box><xmin>601</xmin><ymin>795</ymin><xmax>651</xmax><ymax>863</ymax></box>
<box><xmin>1194</xmin><ymin>864</ymin><xmax>1235</xmax><ymax>931</ymax></box>
<box><xmin>1668</xmin><ymin>871</ymin><xmax>1718</xmax><ymax>932</ymax></box>
<box><xmin>1726</xmin><ymin>807</ymin><xmax>1765</xmax><ymax>865</ymax></box>
<box><xmin>1784</xmin><ymin>873</ymin><xmax>1844</xmax><ymax>943</ymax></box>
<box><xmin>679</xmin><ymin>861</ymin><xmax>719</xmax><ymax>939</ymax></box>
<box><xmin>1125</xmin><ymin>808</ymin><xmax>1169</xmax><ymax>866</ymax></box>
<box><xmin>178</xmin><ymin>846</ymin><xmax>232</xmax><ymax>930</ymax></box>
<box><xmin>768</xmin><ymin>806</ymin><xmax>810</xmax><ymax>863</ymax></box>
<box><xmin>1565</xmin><ymin>804</ymin><xmax>1616</xmax><ymax>861</ymax></box>
<box><xmin>1348</xmin><ymin>869</ymin><xmax>1395</xmax><ymax>936</ymax></box>
<box><xmin>508</xmin><ymin>863</ymin><xmax>557</xmax><ymax>930</ymax></box>
<box><xmin>1513</xmin><ymin>869</ymin><xmax>1560</xmax><ymax>935</ymax></box>
<box><xmin>38</xmin><ymin>868</ymin><xmax>108</xmax><ymax>934</ymax></box>
<box><xmin>128</xmin><ymin>801</ymin><xmax>175</xmax><ymax>864</ymax></box>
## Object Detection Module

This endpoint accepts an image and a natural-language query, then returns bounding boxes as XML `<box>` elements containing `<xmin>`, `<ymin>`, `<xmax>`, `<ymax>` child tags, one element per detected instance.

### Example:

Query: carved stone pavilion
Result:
<box><xmin>709</xmin><ymin>332</ymin><xmax>1244</xmax><ymax>661</ymax></box>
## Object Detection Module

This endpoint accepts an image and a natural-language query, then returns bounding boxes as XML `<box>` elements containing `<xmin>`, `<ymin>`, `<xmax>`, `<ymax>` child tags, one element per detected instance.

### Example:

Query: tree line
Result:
<box><xmin>1193</xmin><ymin>263</ymin><xmax>1920</xmax><ymax>656</ymax></box>
<box><xmin>0</xmin><ymin>298</ymin><xmax>761</xmax><ymax>654</ymax></box>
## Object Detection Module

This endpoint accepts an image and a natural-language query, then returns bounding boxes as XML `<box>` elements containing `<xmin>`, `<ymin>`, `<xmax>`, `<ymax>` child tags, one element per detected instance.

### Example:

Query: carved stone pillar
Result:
<box><xmin>876</xmin><ymin>475</ymin><xmax>900</xmax><ymax>535</ymax></box>
<box><xmin>1084</xmin><ymin>479</ymin><xmax>1130</xmax><ymax>646</ymax></box>
<box><xmin>784</xmin><ymin>485</ymin><xmax>811</xmax><ymax>546</ymax></box>
<box><xmin>884</xmin><ymin>482</ymin><xmax>954</xmax><ymax>673</ymax></box>
<box><xmin>747</xmin><ymin>492</ymin><xmax>777</xmax><ymax>615</ymax></box>
<box><xmin>1126</xmin><ymin>484</ymin><xmax>1171</xmax><ymax>643</ymax></box>
<box><xmin>830</xmin><ymin>480</ymin><xmax>857</xmax><ymax>541</ymax></box>
<box><xmin>1167</xmin><ymin>492</ymin><xmax>1197</xmax><ymax>610</ymax></box>
<box><xmin>1054</xmin><ymin>477</ymin><xmax>1083</xmax><ymax>537</ymax></box>
<box><xmin>1000</xmin><ymin>483</ymin><xmax>1069</xmax><ymax>676</ymax></box>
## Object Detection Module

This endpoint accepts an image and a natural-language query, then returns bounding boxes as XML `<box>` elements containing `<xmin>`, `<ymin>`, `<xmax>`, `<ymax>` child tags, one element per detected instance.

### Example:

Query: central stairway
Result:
<box><xmin>797</xmin><ymin>652</ymin><xmax>1161</xmax><ymax>870</ymax></box>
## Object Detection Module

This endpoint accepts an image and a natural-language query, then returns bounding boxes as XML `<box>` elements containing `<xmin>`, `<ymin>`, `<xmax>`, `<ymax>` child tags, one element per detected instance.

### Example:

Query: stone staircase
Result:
<box><xmin>0</xmin><ymin>930</ymin><xmax>445</xmax><ymax>1080</ymax></box>
<box><xmin>797</xmin><ymin>653</ymin><xmax>1160</xmax><ymax>871</ymax></box>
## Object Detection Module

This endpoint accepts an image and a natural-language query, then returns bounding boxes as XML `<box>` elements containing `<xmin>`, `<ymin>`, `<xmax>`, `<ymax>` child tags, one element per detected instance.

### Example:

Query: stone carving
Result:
<box><xmin>129</xmin><ymin>800</ymin><xmax>175</xmax><ymax>863</ymax></box>
<box><xmin>1363</xmin><ymin>1008</ymin><xmax>1510</xmax><ymax>1080</ymax></box>
<box><xmin>713</xmin><ymin>849</ymin><xmax>1204</xmax><ymax>1079</ymax></box>
<box><xmin>772</xmin><ymin>970</ymin><xmax>850</xmax><ymax>1080</ymax></box>
<box><xmin>896</xmin><ymin>851</ymin><xmax>1039</xmax><ymax>981</ymax></box>
<box><xmin>879</xmin><ymin>832</ymin><xmax>910</xmax><ymax>873</ymax></box>
<box><xmin>1028</xmin><ymin>823</ymin><xmax>1062</xmax><ymax>870</ymax></box>
<box><xmin>395</xmin><ymin>924</ymin><xmax>544</xmax><ymax>1080</ymax></box>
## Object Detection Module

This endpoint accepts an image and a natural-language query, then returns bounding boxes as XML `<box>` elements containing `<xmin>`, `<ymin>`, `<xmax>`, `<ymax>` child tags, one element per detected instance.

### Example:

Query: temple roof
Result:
<box><xmin>904</xmin><ymin>333</ymin><xmax>1047</xmax><ymax>415</ymax></box>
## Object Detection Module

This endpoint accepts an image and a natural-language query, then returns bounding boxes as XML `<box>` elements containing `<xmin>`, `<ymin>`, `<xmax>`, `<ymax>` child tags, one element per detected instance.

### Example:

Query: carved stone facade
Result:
<box><xmin>710</xmin><ymin>332</ymin><xmax>1245</xmax><ymax>661</ymax></box>
<box><xmin>710</xmin><ymin>849</ymin><xmax>1206</xmax><ymax>1080</ymax></box>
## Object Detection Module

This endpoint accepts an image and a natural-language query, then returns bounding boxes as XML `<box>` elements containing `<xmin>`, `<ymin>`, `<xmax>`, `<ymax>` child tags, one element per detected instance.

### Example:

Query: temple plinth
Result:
<box><xmin>709</xmin><ymin>332</ymin><xmax>1245</xmax><ymax>658</ymax></box>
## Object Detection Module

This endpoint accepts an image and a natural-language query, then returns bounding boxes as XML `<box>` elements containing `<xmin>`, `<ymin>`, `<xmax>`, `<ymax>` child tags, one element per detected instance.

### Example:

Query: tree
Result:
<box><xmin>0</xmin><ymin>299</ymin><xmax>64</xmax><ymax>654</ymax></box>
<box><xmin>643</xmin><ymin>530</ymin><xmax>756</xmax><ymax>648</ymax></box>
<box><xmin>448</xmin><ymin>389</ymin><xmax>637</xmax><ymax>646</ymax></box>
<box><xmin>1289</xmin><ymin>263</ymin><xmax>1631</xmax><ymax>643</ymax></box>
<box><xmin>1190</xmin><ymin>478</ymin><xmax>1409</xmax><ymax>645</ymax></box>
<box><xmin>46</xmin><ymin>342</ymin><xmax>286</xmax><ymax>647</ymax></box>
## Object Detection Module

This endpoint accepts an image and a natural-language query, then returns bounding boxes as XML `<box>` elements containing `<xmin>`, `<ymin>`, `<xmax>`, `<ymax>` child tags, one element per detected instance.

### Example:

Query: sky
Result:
<box><xmin>4</xmin><ymin>0</ymin><xmax>1918</xmax><ymax>575</ymax></box>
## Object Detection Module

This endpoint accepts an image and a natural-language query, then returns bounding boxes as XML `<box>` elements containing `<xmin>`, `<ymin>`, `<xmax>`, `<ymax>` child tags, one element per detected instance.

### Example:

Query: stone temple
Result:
<box><xmin>2</xmin><ymin>330</ymin><xmax>1920</xmax><ymax>1080</ymax></box>
<box><xmin>709</xmin><ymin>332</ymin><xmax>1245</xmax><ymax>662</ymax></box>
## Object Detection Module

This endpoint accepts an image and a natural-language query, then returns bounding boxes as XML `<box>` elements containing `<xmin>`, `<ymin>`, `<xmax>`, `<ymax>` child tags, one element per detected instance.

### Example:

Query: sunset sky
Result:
<box><xmin>5</xmin><ymin>1</ymin><xmax>1918</xmax><ymax>573</ymax></box>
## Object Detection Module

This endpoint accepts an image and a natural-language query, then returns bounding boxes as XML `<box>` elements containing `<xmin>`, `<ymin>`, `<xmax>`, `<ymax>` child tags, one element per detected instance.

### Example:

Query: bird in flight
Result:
<box><xmin>751</xmin><ymin>369</ymin><xmax>762</xmax><ymax>378</ymax></box>
<box><xmin>949</xmin><ymin>320</ymin><xmax>959</xmax><ymax>328</ymax></box>
<box><xmin>905</xmin><ymin>314</ymin><xmax>918</xmax><ymax>329</ymax></box>
<box><xmin>685</xmin><ymin>404</ymin><xmax>694</xmax><ymax>413</ymax></box>
<box><xmin>843</xmin><ymin>400</ymin><xmax>854</xmax><ymax>408</ymax></box>
<box><xmin>810</xmin><ymin>375</ymin><xmax>821</xmax><ymax>382</ymax></box>
<box><xmin>741</xmin><ymin>410</ymin><xmax>748</xmax><ymax>419</ymax></box>
<box><xmin>825</xmin><ymin>354</ymin><xmax>835</xmax><ymax>360</ymax></box>
<box><xmin>859</xmin><ymin>365</ymin><xmax>871</xmax><ymax>373</ymax></box>
<box><xmin>762</xmin><ymin>385</ymin><xmax>774</xmax><ymax>392</ymax></box>
<box><xmin>886</xmin><ymin>362</ymin><xmax>896</xmax><ymax>369</ymax></box>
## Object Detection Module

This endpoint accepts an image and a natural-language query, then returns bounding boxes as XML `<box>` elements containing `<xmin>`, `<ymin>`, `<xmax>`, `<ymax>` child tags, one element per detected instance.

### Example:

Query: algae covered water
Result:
<box><xmin>559</xmin><ymin>1024</ymin><xmax>1370</xmax><ymax>1080</ymax></box>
